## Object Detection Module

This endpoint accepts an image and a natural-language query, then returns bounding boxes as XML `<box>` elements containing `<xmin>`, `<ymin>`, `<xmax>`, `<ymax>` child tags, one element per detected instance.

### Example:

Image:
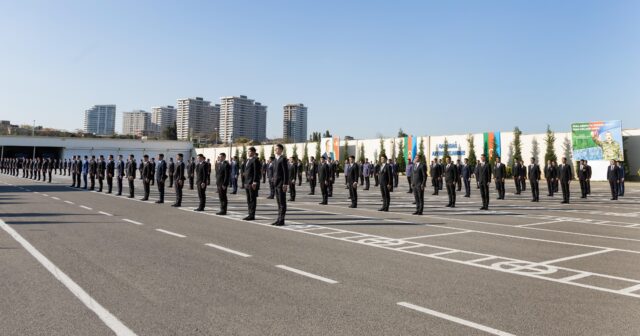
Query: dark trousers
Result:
<box><xmin>143</xmin><ymin>179</ymin><xmax>150</xmax><ymax>199</ymax></box>
<box><xmin>407</xmin><ymin>176</ymin><xmax>412</xmax><ymax>193</ymax></box>
<box><xmin>579</xmin><ymin>179</ymin><xmax>587</xmax><ymax>198</ymax></box>
<box><xmin>380</xmin><ymin>184</ymin><xmax>390</xmax><ymax>210</ymax></box>
<box><xmin>309</xmin><ymin>178</ymin><xmax>316</xmax><ymax>194</ymax></box>
<box><xmin>246</xmin><ymin>187</ymin><xmax>257</xmax><ymax>216</ymax></box>
<box><xmin>530</xmin><ymin>179</ymin><xmax>539</xmax><ymax>201</ymax></box>
<box><xmin>83</xmin><ymin>173</ymin><xmax>88</xmax><ymax>189</ymax></box>
<box><xmin>463</xmin><ymin>178</ymin><xmax>471</xmax><ymax>197</ymax></box>
<box><xmin>320</xmin><ymin>182</ymin><xmax>328</xmax><ymax>204</ymax></box>
<box><xmin>495</xmin><ymin>180</ymin><xmax>505</xmax><ymax>199</ymax></box>
<box><xmin>328</xmin><ymin>181</ymin><xmax>333</xmax><ymax>197</ymax></box>
<box><xmin>188</xmin><ymin>176</ymin><xmax>194</xmax><ymax>189</ymax></box>
<box><xmin>168</xmin><ymin>174</ymin><xmax>174</xmax><ymax>188</ymax></box>
<box><xmin>547</xmin><ymin>179</ymin><xmax>554</xmax><ymax>196</ymax></box>
<box><xmin>107</xmin><ymin>176</ymin><xmax>113</xmax><ymax>193</ymax></box>
<box><xmin>48</xmin><ymin>171</ymin><xmax>52</xmax><ymax>183</ymax></box>
<box><xmin>432</xmin><ymin>178</ymin><xmax>439</xmax><ymax>195</ymax></box>
<box><xmin>289</xmin><ymin>182</ymin><xmax>296</xmax><ymax>201</ymax></box>
<box><xmin>560</xmin><ymin>179</ymin><xmax>570</xmax><ymax>202</ymax></box>
<box><xmin>98</xmin><ymin>177</ymin><xmax>103</xmax><ymax>192</ymax></box>
<box><xmin>298</xmin><ymin>174</ymin><xmax>302</xmax><ymax>186</ymax></box>
<box><xmin>218</xmin><ymin>185</ymin><xmax>227</xmax><ymax>212</ymax></box>
<box><xmin>618</xmin><ymin>181</ymin><xmax>625</xmax><ymax>196</ymax></box>
<box><xmin>393</xmin><ymin>174</ymin><xmax>398</xmax><ymax>188</ymax></box>
<box><xmin>514</xmin><ymin>178</ymin><xmax>521</xmax><ymax>194</ymax></box>
<box><xmin>413</xmin><ymin>186</ymin><xmax>424</xmax><ymax>214</ymax></box>
<box><xmin>231</xmin><ymin>176</ymin><xmax>238</xmax><ymax>193</ymax></box>
<box><xmin>157</xmin><ymin>180</ymin><xmax>165</xmax><ymax>202</ymax></box>
<box><xmin>586</xmin><ymin>180</ymin><xmax>591</xmax><ymax>194</ymax></box>
<box><xmin>364</xmin><ymin>176</ymin><xmax>370</xmax><ymax>190</ymax></box>
<box><xmin>268</xmin><ymin>180</ymin><xmax>275</xmax><ymax>198</ymax></box>
<box><xmin>374</xmin><ymin>174</ymin><xmax>379</xmax><ymax>186</ymax></box>
<box><xmin>348</xmin><ymin>184</ymin><xmax>357</xmax><ymax>207</ymax></box>
<box><xmin>480</xmin><ymin>182</ymin><xmax>490</xmax><ymax>208</ymax></box>
<box><xmin>275</xmin><ymin>185</ymin><xmax>286</xmax><ymax>223</ymax></box>
<box><xmin>197</xmin><ymin>184</ymin><xmax>206</xmax><ymax>210</ymax></box>
<box><xmin>128</xmin><ymin>178</ymin><xmax>135</xmax><ymax>197</ymax></box>
<box><xmin>521</xmin><ymin>179</ymin><xmax>526</xmax><ymax>191</ymax></box>
<box><xmin>116</xmin><ymin>177</ymin><xmax>123</xmax><ymax>194</ymax></box>
<box><xmin>175</xmin><ymin>181</ymin><xmax>183</xmax><ymax>205</ymax></box>
<box><xmin>446</xmin><ymin>182</ymin><xmax>456</xmax><ymax>206</ymax></box>
<box><xmin>89</xmin><ymin>174</ymin><xmax>95</xmax><ymax>190</ymax></box>
<box><xmin>609</xmin><ymin>180</ymin><xmax>618</xmax><ymax>200</ymax></box>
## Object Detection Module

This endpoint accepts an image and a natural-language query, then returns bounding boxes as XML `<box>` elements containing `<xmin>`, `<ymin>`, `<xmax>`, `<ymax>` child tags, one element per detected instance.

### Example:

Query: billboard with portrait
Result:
<box><xmin>572</xmin><ymin>120</ymin><xmax>623</xmax><ymax>161</ymax></box>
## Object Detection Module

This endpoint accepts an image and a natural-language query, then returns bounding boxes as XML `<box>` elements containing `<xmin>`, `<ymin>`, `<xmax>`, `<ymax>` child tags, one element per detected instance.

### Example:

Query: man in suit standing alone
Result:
<box><xmin>477</xmin><ymin>154</ymin><xmax>492</xmax><ymax>210</ymax></box>
<box><xmin>528</xmin><ymin>157</ymin><xmax>541</xmax><ymax>202</ymax></box>
<box><xmin>559</xmin><ymin>157</ymin><xmax>573</xmax><ymax>204</ymax></box>
<box><xmin>444</xmin><ymin>156</ymin><xmax>459</xmax><ymax>207</ymax></box>
<box><xmin>194</xmin><ymin>154</ymin><xmax>208</xmax><ymax>211</ymax></box>
<box><xmin>411</xmin><ymin>155</ymin><xmax>427</xmax><ymax>215</ymax></box>
<box><xmin>215</xmin><ymin>153</ymin><xmax>230</xmax><ymax>215</ymax></box>
<box><xmin>272</xmin><ymin>144</ymin><xmax>289</xmax><ymax>226</ymax></box>
<box><xmin>243</xmin><ymin>147</ymin><xmax>260</xmax><ymax>220</ymax></box>
<box><xmin>493</xmin><ymin>156</ymin><xmax>506</xmax><ymax>200</ymax></box>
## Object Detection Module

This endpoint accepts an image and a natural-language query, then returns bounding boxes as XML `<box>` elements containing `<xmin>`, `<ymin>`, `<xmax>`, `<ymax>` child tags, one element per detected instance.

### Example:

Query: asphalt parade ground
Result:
<box><xmin>1</xmin><ymin>172</ymin><xmax>639</xmax><ymax>335</ymax></box>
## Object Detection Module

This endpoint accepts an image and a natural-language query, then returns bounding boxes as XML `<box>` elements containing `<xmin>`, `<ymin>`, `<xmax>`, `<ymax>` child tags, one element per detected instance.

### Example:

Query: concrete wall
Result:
<box><xmin>195</xmin><ymin>129</ymin><xmax>640</xmax><ymax>181</ymax></box>
<box><xmin>0</xmin><ymin>136</ymin><xmax>194</xmax><ymax>161</ymax></box>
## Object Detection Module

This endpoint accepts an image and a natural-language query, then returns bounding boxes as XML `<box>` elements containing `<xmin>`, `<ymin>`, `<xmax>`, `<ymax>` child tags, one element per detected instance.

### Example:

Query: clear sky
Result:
<box><xmin>1</xmin><ymin>0</ymin><xmax>638</xmax><ymax>139</ymax></box>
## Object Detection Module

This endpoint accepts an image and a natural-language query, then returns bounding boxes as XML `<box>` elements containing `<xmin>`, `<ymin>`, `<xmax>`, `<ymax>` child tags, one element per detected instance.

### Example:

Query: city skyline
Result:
<box><xmin>1</xmin><ymin>1</ymin><xmax>639</xmax><ymax>138</ymax></box>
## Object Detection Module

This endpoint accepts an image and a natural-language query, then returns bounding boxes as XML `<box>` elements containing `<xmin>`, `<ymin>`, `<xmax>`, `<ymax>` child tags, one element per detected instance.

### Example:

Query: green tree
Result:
<box><xmin>396</xmin><ymin>140</ymin><xmax>406</xmax><ymax>173</ymax></box>
<box><xmin>259</xmin><ymin>146</ymin><xmax>265</xmax><ymax>162</ymax></box>
<box><xmin>379</xmin><ymin>138</ymin><xmax>386</xmax><ymax>157</ymax></box>
<box><xmin>513</xmin><ymin>126</ymin><xmax>523</xmax><ymax>163</ymax></box>
<box><xmin>397</xmin><ymin>128</ymin><xmax>408</xmax><ymax>137</ymax></box>
<box><xmin>241</xmin><ymin>144</ymin><xmax>247</xmax><ymax>161</ymax></box>
<box><xmin>443</xmin><ymin>138</ymin><xmax>450</xmax><ymax>159</ymax></box>
<box><xmin>282</xmin><ymin>145</ymin><xmax>288</xmax><ymax>158</ymax></box>
<box><xmin>358</xmin><ymin>143</ymin><xmax>365</xmax><ymax>163</ymax></box>
<box><xmin>162</xmin><ymin>121</ymin><xmax>178</xmax><ymax>140</ymax></box>
<box><xmin>270</xmin><ymin>145</ymin><xmax>275</xmax><ymax>158</ymax></box>
<box><xmin>544</xmin><ymin>125</ymin><xmax>557</xmax><ymax>167</ymax></box>
<box><xmin>340</xmin><ymin>139</ymin><xmax>349</xmax><ymax>172</ymax></box>
<box><xmin>391</xmin><ymin>139</ymin><xmax>396</xmax><ymax>160</ymax></box>
<box><xmin>507</xmin><ymin>141</ymin><xmax>515</xmax><ymax>168</ymax></box>
<box><xmin>315</xmin><ymin>139</ymin><xmax>321</xmax><ymax>160</ymax></box>
<box><xmin>302</xmin><ymin>142</ymin><xmax>309</xmax><ymax>165</ymax></box>
<box><xmin>234</xmin><ymin>148</ymin><xmax>240</xmax><ymax>160</ymax></box>
<box><xmin>531</xmin><ymin>137</ymin><xmax>540</xmax><ymax>163</ymax></box>
<box><xmin>489</xmin><ymin>136</ymin><xmax>498</xmax><ymax>166</ymax></box>
<box><xmin>467</xmin><ymin>134</ymin><xmax>477</xmax><ymax>167</ymax></box>
<box><xmin>323</xmin><ymin>130</ymin><xmax>332</xmax><ymax>138</ymax></box>
<box><xmin>418</xmin><ymin>137</ymin><xmax>425</xmax><ymax>163</ymax></box>
<box><xmin>292</xmin><ymin>144</ymin><xmax>298</xmax><ymax>158</ymax></box>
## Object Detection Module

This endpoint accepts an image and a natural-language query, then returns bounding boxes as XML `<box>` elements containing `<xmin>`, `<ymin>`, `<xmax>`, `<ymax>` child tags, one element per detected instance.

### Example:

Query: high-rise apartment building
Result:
<box><xmin>176</xmin><ymin>97</ymin><xmax>219</xmax><ymax>141</ymax></box>
<box><xmin>84</xmin><ymin>104</ymin><xmax>116</xmax><ymax>135</ymax></box>
<box><xmin>122</xmin><ymin>110</ymin><xmax>152</xmax><ymax>136</ymax></box>
<box><xmin>151</xmin><ymin>105</ymin><xmax>177</xmax><ymax>134</ymax></box>
<box><xmin>219</xmin><ymin>95</ymin><xmax>267</xmax><ymax>143</ymax></box>
<box><xmin>283</xmin><ymin>104</ymin><xmax>308</xmax><ymax>142</ymax></box>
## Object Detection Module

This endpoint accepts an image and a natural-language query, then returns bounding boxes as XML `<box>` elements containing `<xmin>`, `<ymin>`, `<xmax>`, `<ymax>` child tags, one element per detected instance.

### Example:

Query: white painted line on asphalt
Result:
<box><xmin>51</xmin><ymin>196</ymin><xmax>60</xmax><ymax>200</ymax></box>
<box><xmin>401</xmin><ymin>231</ymin><xmax>472</xmax><ymax>240</ymax></box>
<box><xmin>64</xmin><ymin>200</ymin><xmax>75</xmax><ymax>205</ymax></box>
<box><xmin>538</xmin><ymin>249</ymin><xmax>613</xmax><ymax>265</ymax></box>
<box><xmin>41</xmin><ymin>193</ymin><xmax>49</xmax><ymax>197</ymax></box>
<box><xmin>559</xmin><ymin>273</ymin><xmax>592</xmax><ymax>282</ymax></box>
<box><xmin>79</xmin><ymin>205</ymin><xmax>93</xmax><ymax>211</ymax></box>
<box><xmin>155</xmin><ymin>228</ymin><xmax>186</xmax><ymax>238</ymax></box>
<box><xmin>621</xmin><ymin>283</ymin><xmax>640</xmax><ymax>294</ymax></box>
<box><xmin>122</xmin><ymin>219</ymin><xmax>143</xmax><ymax>226</ymax></box>
<box><xmin>516</xmin><ymin>220</ymin><xmax>564</xmax><ymax>227</ymax></box>
<box><xmin>397</xmin><ymin>302</ymin><xmax>515</xmax><ymax>336</ymax></box>
<box><xmin>467</xmin><ymin>256</ymin><xmax>498</xmax><ymax>263</ymax></box>
<box><xmin>275</xmin><ymin>265</ymin><xmax>338</xmax><ymax>284</ymax></box>
<box><xmin>429</xmin><ymin>250</ymin><xmax>458</xmax><ymax>257</ymax></box>
<box><xmin>0</xmin><ymin>219</ymin><xmax>138</xmax><ymax>336</ymax></box>
<box><xmin>98</xmin><ymin>211</ymin><xmax>114</xmax><ymax>217</ymax></box>
<box><xmin>205</xmin><ymin>243</ymin><xmax>252</xmax><ymax>258</ymax></box>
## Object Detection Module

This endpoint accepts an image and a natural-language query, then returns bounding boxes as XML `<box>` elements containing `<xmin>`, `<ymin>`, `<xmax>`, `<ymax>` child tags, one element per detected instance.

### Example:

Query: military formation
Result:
<box><xmin>0</xmin><ymin>150</ymin><xmax>630</xmax><ymax>225</ymax></box>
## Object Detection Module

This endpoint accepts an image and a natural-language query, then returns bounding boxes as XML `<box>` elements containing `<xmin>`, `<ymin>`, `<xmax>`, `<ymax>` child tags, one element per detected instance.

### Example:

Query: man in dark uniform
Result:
<box><xmin>378</xmin><ymin>154</ymin><xmax>393</xmax><ymax>212</ymax></box>
<box><xmin>318</xmin><ymin>155</ymin><xmax>330</xmax><ymax>205</ymax></box>
<box><xmin>545</xmin><ymin>160</ymin><xmax>555</xmax><ymax>197</ymax></box>
<box><xmin>215</xmin><ymin>153</ymin><xmax>230</xmax><ymax>215</ymax></box>
<box><xmin>172</xmin><ymin>153</ymin><xmax>185</xmax><ymax>207</ymax></box>
<box><xmin>455</xmin><ymin>159</ymin><xmax>463</xmax><ymax>192</ymax></box>
<box><xmin>438</xmin><ymin>159</ymin><xmax>445</xmax><ymax>191</ymax></box>
<box><xmin>405</xmin><ymin>158</ymin><xmax>414</xmax><ymax>194</ymax></box>
<box><xmin>528</xmin><ymin>157</ymin><xmax>541</xmax><ymax>202</ymax></box>
<box><xmin>243</xmin><ymin>147</ymin><xmax>260</xmax><ymax>220</ymax></box>
<box><xmin>272</xmin><ymin>144</ymin><xmax>289</xmax><ymax>226</ymax></box>
<box><xmin>462</xmin><ymin>158</ymin><xmax>472</xmax><ymax>197</ymax></box>
<box><xmin>106</xmin><ymin>155</ymin><xmax>115</xmax><ymax>194</ymax></box>
<box><xmin>42</xmin><ymin>158</ymin><xmax>49</xmax><ymax>182</ymax></box>
<box><xmin>115</xmin><ymin>155</ymin><xmax>124</xmax><ymax>195</ymax></box>
<box><xmin>155</xmin><ymin>154</ymin><xmax>167</xmax><ymax>204</ymax></box>
<box><xmin>513</xmin><ymin>161</ymin><xmax>523</xmax><ymax>195</ymax></box>
<box><xmin>308</xmin><ymin>157</ymin><xmax>317</xmax><ymax>195</ymax></box>
<box><xmin>430</xmin><ymin>159</ymin><xmax>441</xmax><ymax>195</ymax></box>
<box><xmin>194</xmin><ymin>154</ymin><xmax>208</xmax><ymax>211</ymax></box>
<box><xmin>266</xmin><ymin>157</ymin><xmax>275</xmax><ymax>199</ymax></box>
<box><xmin>584</xmin><ymin>160</ymin><xmax>592</xmax><ymax>195</ymax></box>
<box><xmin>411</xmin><ymin>155</ymin><xmax>427</xmax><ymax>215</ymax></box>
<box><xmin>374</xmin><ymin>161</ymin><xmax>380</xmax><ymax>187</ymax></box>
<box><xmin>477</xmin><ymin>154</ymin><xmax>492</xmax><ymax>210</ymax></box>
<box><xmin>493</xmin><ymin>156</ymin><xmax>506</xmax><ymax>200</ymax></box>
<box><xmin>552</xmin><ymin>160</ymin><xmax>559</xmax><ymax>193</ymax></box>
<box><xmin>297</xmin><ymin>159</ymin><xmax>303</xmax><ymax>187</ymax></box>
<box><xmin>97</xmin><ymin>155</ymin><xmax>106</xmax><ymax>192</ymax></box>
<box><xmin>578</xmin><ymin>159</ymin><xmax>589</xmax><ymax>199</ymax></box>
<box><xmin>288</xmin><ymin>156</ymin><xmax>297</xmax><ymax>202</ymax></box>
<box><xmin>444</xmin><ymin>156</ymin><xmax>459</xmax><ymax>207</ymax></box>
<box><xmin>607</xmin><ymin>159</ymin><xmax>620</xmax><ymax>200</ymax></box>
<box><xmin>81</xmin><ymin>156</ymin><xmax>89</xmax><ymax>189</ymax></box>
<box><xmin>149</xmin><ymin>158</ymin><xmax>156</xmax><ymax>186</ymax></box>
<box><xmin>362</xmin><ymin>159</ymin><xmax>371</xmax><ymax>191</ymax></box>
<box><xmin>168</xmin><ymin>157</ymin><xmax>175</xmax><ymax>188</ymax></box>
<box><xmin>519</xmin><ymin>160</ymin><xmax>527</xmax><ymax>191</ymax></box>
<box><xmin>347</xmin><ymin>155</ymin><xmax>359</xmax><ymax>208</ymax></box>
<box><xmin>187</xmin><ymin>157</ymin><xmax>195</xmax><ymax>190</ymax></box>
<box><xmin>328</xmin><ymin>158</ymin><xmax>335</xmax><ymax>197</ymax></box>
<box><xmin>140</xmin><ymin>155</ymin><xmax>152</xmax><ymax>201</ymax></box>
<box><xmin>88</xmin><ymin>155</ymin><xmax>97</xmax><ymax>190</ymax></box>
<box><xmin>617</xmin><ymin>161</ymin><xmax>625</xmax><ymax>196</ymax></box>
<box><xmin>559</xmin><ymin>157</ymin><xmax>573</xmax><ymax>204</ymax></box>
<box><xmin>126</xmin><ymin>154</ymin><xmax>137</xmax><ymax>198</ymax></box>
<box><xmin>230</xmin><ymin>156</ymin><xmax>239</xmax><ymax>194</ymax></box>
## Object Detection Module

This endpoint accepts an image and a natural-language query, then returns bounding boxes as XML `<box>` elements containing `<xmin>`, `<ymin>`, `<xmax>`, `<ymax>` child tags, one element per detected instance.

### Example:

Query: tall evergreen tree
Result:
<box><xmin>241</xmin><ymin>144</ymin><xmax>247</xmax><ymax>161</ymax></box>
<box><xmin>315</xmin><ymin>139</ymin><xmax>321</xmax><ymax>160</ymax></box>
<box><xmin>489</xmin><ymin>136</ymin><xmax>498</xmax><ymax>166</ymax></box>
<box><xmin>235</xmin><ymin>148</ymin><xmax>240</xmax><ymax>160</ymax></box>
<box><xmin>467</xmin><ymin>134</ymin><xmax>477</xmax><ymax>167</ymax></box>
<box><xmin>341</xmin><ymin>139</ymin><xmax>349</xmax><ymax>172</ymax></box>
<box><xmin>507</xmin><ymin>141</ymin><xmax>515</xmax><ymax>168</ymax></box>
<box><xmin>270</xmin><ymin>145</ymin><xmax>275</xmax><ymax>158</ymax></box>
<box><xmin>396</xmin><ymin>140</ymin><xmax>406</xmax><ymax>173</ymax></box>
<box><xmin>418</xmin><ymin>137</ymin><xmax>425</xmax><ymax>163</ymax></box>
<box><xmin>302</xmin><ymin>142</ymin><xmax>309</xmax><ymax>164</ymax></box>
<box><xmin>443</xmin><ymin>138</ymin><xmax>450</xmax><ymax>159</ymax></box>
<box><xmin>379</xmin><ymin>138</ymin><xmax>386</xmax><ymax>157</ymax></box>
<box><xmin>562</xmin><ymin>136</ymin><xmax>573</xmax><ymax>173</ymax></box>
<box><xmin>544</xmin><ymin>125</ymin><xmax>557</xmax><ymax>167</ymax></box>
<box><xmin>358</xmin><ymin>143</ymin><xmax>365</xmax><ymax>163</ymax></box>
<box><xmin>292</xmin><ymin>144</ymin><xmax>298</xmax><ymax>158</ymax></box>
<box><xmin>513</xmin><ymin>126</ymin><xmax>523</xmax><ymax>163</ymax></box>
<box><xmin>531</xmin><ymin>137</ymin><xmax>540</xmax><ymax>163</ymax></box>
<box><xmin>259</xmin><ymin>146</ymin><xmax>265</xmax><ymax>162</ymax></box>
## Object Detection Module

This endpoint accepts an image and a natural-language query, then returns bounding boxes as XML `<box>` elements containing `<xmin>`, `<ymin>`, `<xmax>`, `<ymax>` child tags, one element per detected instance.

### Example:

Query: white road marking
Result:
<box><xmin>559</xmin><ymin>273</ymin><xmax>592</xmax><ymax>282</ymax></box>
<box><xmin>401</xmin><ymin>231</ymin><xmax>472</xmax><ymax>240</ymax></box>
<box><xmin>538</xmin><ymin>249</ymin><xmax>613</xmax><ymax>265</ymax></box>
<box><xmin>51</xmin><ymin>196</ymin><xmax>60</xmax><ymax>200</ymax></box>
<box><xmin>621</xmin><ymin>283</ymin><xmax>640</xmax><ymax>294</ymax></box>
<box><xmin>122</xmin><ymin>219</ymin><xmax>143</xmax><ymax>226</ymax></box>
<box><xmin>397</xmin><ymin>302</ymin><xmax>515</xmax><ymax>336</ymax></box>
<box><xmin>204</xmin><ymin>243</ymin><xmax>251</xmax><ymax>258</ymax></box>
<box><xmin>275</xmin><ymin>265</ymin><xmax>338</xmax><ymax>284</ymax></box>
<box><xmin>155</xmin><ymin>228</ymin><xmax>186</xmax><ymax>238</ymax></box>
<box><xmin>79</xmin><ymin>205</ymin><xmax>93</xmax><ymax>211</ymax></box>
<box><xmin>0</xmin><ymin>219</ymin><xmax>138</xmax><ymax>336</ymax></box>
<box><xmin>516</xmin><ymin>220</ymin><xmax>564</xmax><ymax>227</ymax></box>
<box><xmin>98</xmin><ymin>211</ymin><xmax>114</xmax><ymax>217</ymax></box>
<box><xmin>41</xmin><ymin>193</ymin><xmax>49</xmax><ymax>197</ymax></box>
<box><xmin>64</xmin><ymin>200</ymin><xmax>75</xmax><ymax>205</ymax></box>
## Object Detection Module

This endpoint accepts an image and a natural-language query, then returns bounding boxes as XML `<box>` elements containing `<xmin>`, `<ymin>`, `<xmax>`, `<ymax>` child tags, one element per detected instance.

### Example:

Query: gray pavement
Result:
<box><xmin>1</xmin><ymin>172</ymin><xmax>639</xmax><ymax>335</ymax></box>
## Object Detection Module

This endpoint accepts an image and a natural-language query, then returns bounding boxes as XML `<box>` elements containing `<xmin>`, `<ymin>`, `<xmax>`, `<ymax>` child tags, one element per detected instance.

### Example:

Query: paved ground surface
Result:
<box><xmin>0</xmin><ymin>171</ymin><xmax>639</xmax><ymax>335</ymax></box>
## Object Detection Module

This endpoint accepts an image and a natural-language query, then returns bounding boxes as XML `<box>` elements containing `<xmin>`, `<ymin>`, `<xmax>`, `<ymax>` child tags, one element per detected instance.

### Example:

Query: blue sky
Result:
<box><xmin>1</xmin><ymin>0</ymin><xmax>638</xmax><ymax>139</ymax></box>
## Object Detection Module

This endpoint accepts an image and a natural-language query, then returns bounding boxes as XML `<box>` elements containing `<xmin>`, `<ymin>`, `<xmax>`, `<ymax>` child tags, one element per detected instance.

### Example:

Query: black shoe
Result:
<box><xmin>412</xmin><ymin>212</ymin><xmax>419</xmax><ymax>215</ymax></box>
<box><xmin>140</xmin><ymin>198</ymin><xmax>148</xmax><ymax>201</ymax></box>
<box><xmin>411</xmin><ymin>202</ymin><xmax>416</xmax><ymax>204</ymax></box>
<box><xmin>216</xmin><ymin>211</ymin><xmax>227</xmax><ymax>215</ymax></box>
<box><xmin>319</xmin><ymin>202</ymin><xmax>327</xmax><ymax>205</ymax></box>
<box><xmin>155</xmin><ymin>200</ymin><xmax>164</xmax><ymax>204</ymax></box>
<box><xmin>446</xmin><ymin>204</ymin><xmax>451</xmax><ymax>207</ymax></box>
<box><xmin>378</xmin><ymin>208</ymin><xmax>385</xmax><ymax>211</ymax></box>
<box><xmin>450</xmin><ymin>205</ymin><xmax>455</xmax><ymax>208</ymax></box>
<box><xmin>272</xmin><ymin>222</ymin><xmax>284</xmax><ymax>226</ymax></box>
<box><xmin>116</xmin><ymin>193</ymin><xmax>121</xmax><ymax>196</ymax></box>
<box><xmin>194</xmin><ymin>208</ymin><xmax>204</xmax><ymax>211</ymax></box>
<box><xmin>266</xmin><ymin>196</ymin><xmax>274</xmax><ymax>199</ymax></box>
<box><xmin>288</xmin><ymin>199</ymin><xmax>295</xmax><ymax>202</ymax></box>
<box><xmin>171</xmin><ymin>203</ymin><xmax>181</xmax><ymax>207</ymax></box>
<box><xmin>127</xmin><ymin>195</ymin><xmax>134</xmax><ymax>198</ymax></box>
<box><xmin>243</xmin><ymin>216</ymin><xmax>255</xmax><ymax>221</ymax></box>
<box><xmin>348</xmin><ymin>205</ymin><xmax>357</xmax><ymax>208</ymax></box>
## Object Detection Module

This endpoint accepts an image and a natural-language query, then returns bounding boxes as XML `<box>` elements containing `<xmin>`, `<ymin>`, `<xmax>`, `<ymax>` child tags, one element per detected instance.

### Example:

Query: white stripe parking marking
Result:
<box><xmin>122</xmin><ymin>219</ymin><xmax>143</xmax><ymax>226</ymax></box>
<box><xmin>98</xmin><ymin>211</ymin><xmax>113</xmax><ymax>217</ymax></box>
<box><xmin>41</xmin><ymin>193</ymin><xmax>49</xmax><ymax>197</ymax></box>
<box><xmin>559</xmin><ymin>273</ymin><xmax>592</xmax><ymax>282</ymax></box>
<box><xmin>275</xmin><ymin>265</ymin><xmax>338</xmax><ymax>284</ymax></box>
<box><xmin>538</xmin><ymin>249</ymin><xmax>613</xmax><ymax>265</ymax></box>
<box><xmin>401</xmin><ymin>231</ymin><xmax>472</xmax><ymax>240</ymax></box>
<box><xmin>64</xmin><ymin>200</ymin><xmax>75</xmax><ymax>205</ymax></box>
<box><xmin>621</xmin><ymin>284</ymin><xmax>640</xmax><ymax>294</ymax></box>
<box><xmin>204</xmin><ymin>243</ymin><xmax>252</xmax><ymax>258</ymax></box>
<box><xmin>0</xmin><ymin>219</ymin><xmax>137</xmax><ymax>336</ymax></box>
<box><xmin>397</xmin><ymin>302</ymin><xmax>516</xmax><ymax>336</ymax></box>
<box><xmin>516</xmin><ymin>220</ymin><xmax>564</xmax><ymax>227</ymax></box>
<box><xmin>79</xmin><ymin>205</ymin><xmax>93</xmax><ymax>210</ymax></box>
<box><xmin>155</xmin><ymin>229</ymin><xmax>186</xmax><ymax>238</ymax></box>
<box><xmin>51</xmin><ymin>196</ymin><xmax>60</xmax><ymax>200</ymax></box>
